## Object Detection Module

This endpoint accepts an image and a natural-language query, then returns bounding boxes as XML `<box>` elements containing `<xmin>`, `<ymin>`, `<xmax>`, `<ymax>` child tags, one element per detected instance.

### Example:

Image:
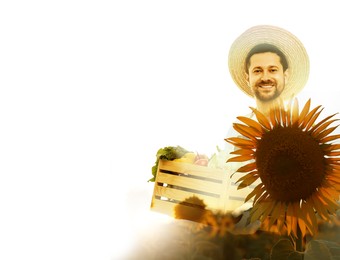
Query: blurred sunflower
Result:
<box><xmin>174</xmin><ymin>195</ymin><xmax>207</xmax><ymax>223</ymax></box>
<box><xmin>225</xmin><ymin>98</ymin><xmax>340</xmax><ymax>238</ymax></box>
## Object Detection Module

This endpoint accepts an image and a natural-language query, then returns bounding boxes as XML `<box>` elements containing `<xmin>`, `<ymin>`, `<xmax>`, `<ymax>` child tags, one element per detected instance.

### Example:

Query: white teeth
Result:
<box><xmin>260</xmin><ymin>85</ymin><xmax>273</xmax><ymax>89</ymax></box>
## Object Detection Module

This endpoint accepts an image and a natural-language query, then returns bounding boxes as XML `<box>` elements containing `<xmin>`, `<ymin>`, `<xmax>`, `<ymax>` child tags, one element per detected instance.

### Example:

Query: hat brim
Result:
<box><xmin>228</xmin><ymin>25</ymin><xmax>310</xmax><ymax>99</ymax></box>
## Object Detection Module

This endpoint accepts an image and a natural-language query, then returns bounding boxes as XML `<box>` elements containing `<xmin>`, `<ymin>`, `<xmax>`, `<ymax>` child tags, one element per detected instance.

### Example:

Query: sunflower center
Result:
<box><xmin>255</xmin><ymin>126</ymin><xmax>325</xmax><ymax>202</ymax></box>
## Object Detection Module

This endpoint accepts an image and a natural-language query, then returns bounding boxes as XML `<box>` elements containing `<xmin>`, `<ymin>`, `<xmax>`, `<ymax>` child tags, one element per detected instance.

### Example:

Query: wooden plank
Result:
<box><xmin>150</xmin><ymin>198</ymin><xmax>176</xmax><ymax>216</ymax></box>
<box><xmin>156</xmin><ymin>172</ymin><xmax>223</xmax><ymax>195</ymax></box>
<box><xmin>153</xmin><ymin>185</ymin><xmax>221</xmax><ymax>209</ymax></box>
<box><xmin>159</xmin><ymin>160</ymin><xmax>226</xmax><ymax>180</ymax></box>
<box><xmin>151</xmin><ymin>197</ymin><xmax>211</xmax><ymax>218</ymax></box>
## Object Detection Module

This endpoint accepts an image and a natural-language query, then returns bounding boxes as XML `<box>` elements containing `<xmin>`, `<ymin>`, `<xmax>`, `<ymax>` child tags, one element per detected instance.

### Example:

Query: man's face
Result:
<box><xmin>246</xmin><ymin>52</ymin><xmax>288</xmax><ymax>102</ymax></box>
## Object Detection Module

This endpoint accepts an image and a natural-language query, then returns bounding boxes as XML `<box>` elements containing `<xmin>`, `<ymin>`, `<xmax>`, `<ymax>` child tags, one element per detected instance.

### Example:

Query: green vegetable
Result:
<box><xmin>148</xmin><ymin>145</ymin><xmax>190</xmax><ymax>182</ymax></box>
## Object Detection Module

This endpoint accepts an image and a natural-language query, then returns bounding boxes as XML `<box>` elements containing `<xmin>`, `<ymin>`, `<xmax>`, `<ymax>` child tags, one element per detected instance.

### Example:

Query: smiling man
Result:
<box><xmin>228</xmin><ymin>25</ymin><xmax>309</xmax><ymax>117</ymax></box>
<box><xmin>245</xmin><ymin>43</ymin><xmax>289</xmax><ymax>115</ymax></box>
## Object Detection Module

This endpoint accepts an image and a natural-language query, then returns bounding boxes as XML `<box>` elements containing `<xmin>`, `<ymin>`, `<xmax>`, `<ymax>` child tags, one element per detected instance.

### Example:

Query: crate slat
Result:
<box><xmin>153</xmin><ymin>185</ymin><xmax>222</xmax><ymax>209</ymax></box>
<box><xmin>150</xmin><ymin>198</ymin><xmax>211</xmax><ymax>217</ymax></box>
<box><xmin>159</xmin><ymin>160</ymin><xmax>224</xmax><ymax>180</ymax></box>
<box><xmin>156</xmin><ymin>171</ymin><xmax>223</xmax><ymax>195</ymax></box>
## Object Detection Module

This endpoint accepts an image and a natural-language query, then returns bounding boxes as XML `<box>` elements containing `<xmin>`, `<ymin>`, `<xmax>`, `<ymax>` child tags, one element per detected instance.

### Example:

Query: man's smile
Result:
<box><xmin>257</xmin><ymin>84</ymin><xmax>275</xmax><ymax>89</ymax></box>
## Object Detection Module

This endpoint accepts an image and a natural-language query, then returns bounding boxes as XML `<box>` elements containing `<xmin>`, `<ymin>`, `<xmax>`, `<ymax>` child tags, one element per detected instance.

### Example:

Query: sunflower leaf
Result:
<box><xmin>270</xmin><ymin>239</ymin><xmax>297</xmax><ymax>260</ymax></box>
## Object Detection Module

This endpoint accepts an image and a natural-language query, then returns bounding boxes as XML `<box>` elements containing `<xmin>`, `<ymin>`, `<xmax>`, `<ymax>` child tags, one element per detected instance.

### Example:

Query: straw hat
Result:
<box><xmin>228</xmin><ymin>25</ymin><xmax>310</xmax><ymax>99</ymax></box>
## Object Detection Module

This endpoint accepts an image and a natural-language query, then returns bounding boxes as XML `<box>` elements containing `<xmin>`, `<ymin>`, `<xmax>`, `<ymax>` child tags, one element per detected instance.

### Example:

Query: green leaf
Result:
<box><xmin>305</xmin><ymin>240</ymin><xmax>339</xmax><ymax>260</ymax></box>
<box><xmin>270</xmin><ymin>239</ymin><xmax>303</xmax><ymax>260</ymax></box>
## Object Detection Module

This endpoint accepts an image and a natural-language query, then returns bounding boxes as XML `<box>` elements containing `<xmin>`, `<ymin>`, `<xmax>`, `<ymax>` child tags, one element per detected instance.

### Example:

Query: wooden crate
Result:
<box><xmin>150</xmin><ymin>160</ymin><xmax>228</xmax><ymax>216</ymax></box>
<box><xmin>150</xmin><ymin>159</ymin><xmax>255</xmax><ymax>218</ymax></box>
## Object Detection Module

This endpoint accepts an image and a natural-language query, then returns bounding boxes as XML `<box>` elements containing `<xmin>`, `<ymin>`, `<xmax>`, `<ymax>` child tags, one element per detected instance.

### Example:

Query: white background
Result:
<box><xmin>1</xmin><ymin>1</ymin><xmax>340</xmax><ymax>259</ymax></box>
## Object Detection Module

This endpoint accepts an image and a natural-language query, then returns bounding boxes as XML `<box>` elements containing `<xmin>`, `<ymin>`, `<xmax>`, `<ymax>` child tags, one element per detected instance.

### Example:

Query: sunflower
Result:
<box><xmin>174</xmin><ymin>195</ymin><xmax>208</xmax><ymax>223</ymax></box>
<box><xmin>225</xmin><ymin>98</ymin><xmax>340</xmax><ymax>238</ymax></box>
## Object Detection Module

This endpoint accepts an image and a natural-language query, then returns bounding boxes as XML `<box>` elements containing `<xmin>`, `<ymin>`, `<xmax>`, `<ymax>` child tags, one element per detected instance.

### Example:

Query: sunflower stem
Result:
<box><xmin>295</xmin><ymin>225</ymin><xmax>304</xmax><ymax>253</ymax></box>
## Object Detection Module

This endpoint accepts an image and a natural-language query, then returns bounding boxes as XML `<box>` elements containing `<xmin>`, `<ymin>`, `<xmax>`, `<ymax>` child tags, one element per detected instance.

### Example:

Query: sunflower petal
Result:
<box><xmin>227</xmin><ymin>155</ymin><xmax>254</xmax><ymax>162</ymax></box>
<box><xmin>291</xmin><ymin>216</ymin><xmax>298</xmax><ymax>238</ymax></box>
<box><xmin>276</xmin><ymin>212</ymin><xmax>286</xmax><ymax>235</ymax></box>
<box><xmin>253</xmin><ymin>185</ymin><xmax>267</xmax><ymax>204</ymax></box>
<box><xmin>315</xmin><ymin>120</ymin><xmax>340</xmax><ymax>138</ymax></box>
<box><xmin>295</xmin><ymin>205</ymin><xmax>307</xmax><ymax>238</ymax></box>
<box><xmin>323</xmin><ymin>144</ymin><xmax>340</xmax><ymax>152</ymax></box>
<box><xmin>233</xmin><ymin>123</ymin><xmax>261</xmax><ymax>140</ymax></box>
<box><xmin>321</xmin><ymin>186</ymin><xmax>340</xmax><ymax>201</ymax></box>
<box><xmin>318</xmin><ymin>189</ymin><xmax>339</xmax><ymax>213</ymax></box>
<box><xmin>251</xmin><ymin>201</ymin><xmax>273</xmax><ymax>223</ymax></box>
<box><xmin>230</xmin><ymin>149</ymin><xmax>254</xmax><ymax>155</ymax></box>
<box><xmin>286</xmin><ymin>203</ymin><xmax>294</xmax><ymax>236</ymax></box>
<box><xmin>245</xmin><ymin>183</ymin><xmax>264</xmax><ymax>202</ymax></box>
<box><xmin>237</xmin><ymin>176</ymin><xmax>259</xmax><ymax>190</ymax></box>
<box><xmin>253</xmin><ymin>186</ymin><xmax>268</xmax><ymax>203</ymax></box>
<box><xmin>326</xmin><ymin>157</ymin><xmax>340</xmax><ymax>165</ymax></box>
<box><xmin>291</xmin><ymin>202</ymin><xmax>305</xmax><ymax>237</ymax></box>
<box><xmin>226</xmin><ymin>137</ymin><xmax>255</xmax><ymax>147</ymax></box>
<box><xmin>305</xmin><ymin>198</ymin><xmax>318</xmax><ymax>236</ymax></box>
<box><xmin>275</xmin><ymin>103</ymin><xmax>283</xmax><ymax>125</ymax></box>
<box><xmin>327</xmin><ymin>174</ymin><xmax>340</xmax><ymax>184</ymax></box>
<box><xmin>236</xmin><ymin>162</ymin><xmax>257</xmax><ymax>173</ymax></box>
<box><xmin>256</xmin><ymin>190</ymin><xmax>270</xmax><ymax>203</ymax></box>
<box><xmin>310</xmin><ymin>114</ymin><xmax>339</xmax><ymax>135</ymax></box>
<box><xmin>310</xmin><ymin>193</ymin><xmax>329</xmax><ymax>221</ymax></box>
<box><xmin>300</xmin><ymin>201</ymin><xmax>316</xmax><ymax>236</ymax></box>
<box><xmin>250</xmin><ymin>107</ymin><xmax>272</xmax><ymax>130</ymax></box>
<box><xmin>292</xmin><ymin>98</ymin><xmax>299</xmax><ymax>125</ymax></box>
<box><xmin>316</xmin><ymin>126</ymin><xmax>339</xmax><ymax>140</ymax></box>
<box><xmin>321</xmin><ymin>134</ymin><xmax>340</xmax><ymax>144</ymax></box>
<box><xmin>235</xmin><ymin>170</ymin><xmax>258</xmax><ymax>183</ymax></box>
<box><xmin>305</xmin><ymin>109</ymin><xmax>324</xmax><ymax>131</ymax></box>
<box><xmin>269</xmin><ymin>107</ymin><xmax>277</xmax><ymax>127</ymax></box>
<box><xmin>300</xmin><ymin>105</ymin><xmax>322</xmax><ymax>129</ymax></box>
<box><xmin>268</xmin><ymin>201</ymin><xmax>283</xmax><ymax>229</ymax></box>
<box><xmin>236</xmin><ymin>116</ymin><xmax>264</xmax><ymax>134</ymax></box>
<box><xmin>298</xmin><ymin>98</ymin><xmax>311</xmax><ymax>126</ymax></box>
<box><xmin>282</xmin><ymin>107</ymin><xmax>288</xmax><ymax>127</ymax></box>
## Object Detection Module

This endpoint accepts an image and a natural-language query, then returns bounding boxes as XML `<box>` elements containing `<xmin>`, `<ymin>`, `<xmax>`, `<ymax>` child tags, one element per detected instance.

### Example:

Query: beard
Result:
<box><xmin>253</xmin><ymin>79</ymin><xmax>283</xmax><ymax>102</ymax></box>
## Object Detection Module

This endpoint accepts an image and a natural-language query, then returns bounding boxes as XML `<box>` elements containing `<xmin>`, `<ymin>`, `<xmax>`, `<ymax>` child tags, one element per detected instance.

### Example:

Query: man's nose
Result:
<box><xmin>261</xmin><ymin>71</ymin><xmax>270</xmax><ymax>81</ymax></box>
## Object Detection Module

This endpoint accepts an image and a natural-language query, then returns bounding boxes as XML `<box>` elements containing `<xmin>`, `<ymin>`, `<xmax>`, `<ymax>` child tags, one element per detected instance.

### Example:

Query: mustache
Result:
<box><xmin>256</xmin><ymin>79</ymin><xmax>276</xmax><ymax>86</ymax></box>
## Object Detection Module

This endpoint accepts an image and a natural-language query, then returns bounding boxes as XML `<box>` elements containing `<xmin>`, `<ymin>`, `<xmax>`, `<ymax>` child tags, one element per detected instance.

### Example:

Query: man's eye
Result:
<box><xmin>270</xmin><ymin>69</ymin><xmax>278</xmax><ymax>72</ymax></box>
<box><xmin>253</xmin><ymin>69</ymin><xmax>261</xmax><ymax>73</ymax></box>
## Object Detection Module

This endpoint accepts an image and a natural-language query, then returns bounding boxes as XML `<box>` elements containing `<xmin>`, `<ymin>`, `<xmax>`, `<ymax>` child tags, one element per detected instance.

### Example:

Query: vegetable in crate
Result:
<box><xmin>149</xmin><ymin>145</ymin><xmax>190</xmax><ymax>182</ymax></box>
